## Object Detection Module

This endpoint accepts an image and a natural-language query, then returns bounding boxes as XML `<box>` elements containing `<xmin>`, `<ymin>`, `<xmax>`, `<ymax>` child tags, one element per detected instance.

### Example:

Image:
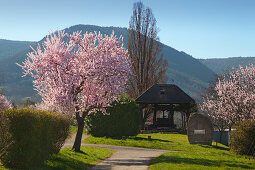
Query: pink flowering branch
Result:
<box><xmin>201</xmin><ymin>64</ymin><xmax>255</xmax><ymax>129</ymax></box>
<box><xmin>0</xmin><ymin>94</ymin><xmax>12</xmax><ymax>111</ymax></box>
<box><xmin>18</xmin><ymin>30</ymin><xmax>131</xmax><ymax>151</ymax></box>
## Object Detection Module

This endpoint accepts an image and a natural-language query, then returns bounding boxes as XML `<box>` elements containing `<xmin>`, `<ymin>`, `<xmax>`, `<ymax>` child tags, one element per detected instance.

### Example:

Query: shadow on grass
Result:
<box><xmin>109</xmin><ymin>136</ymin><xmax>172</xmax><ymax>143</ymax></box>
<box><xmin>73</xmin><ymin>149</ymin><xmax>88</xmax><ymax>155</ymax></box>
<box><xmin>34</xmin><ymin>152</ymin><xmax>91</xmax><ymax>170</ymax></box>
<box><xmin>199</xmin><ymin>145</ymin><xmax>229</xmax><ymax>151</ymax></box>
<box><xmin>131</xmin><ymin>136</ymin><xmax>173</xmax><ymax>143</ymax></box>
<box><xmin>211</xmin><ymin>145</ymin><xmax>229</xmax><ymax>151</ymax></box>
<box><xmin>151</xmin><ymin>155</ymin><xmax>253</xmax><ymax>169</ymax></box>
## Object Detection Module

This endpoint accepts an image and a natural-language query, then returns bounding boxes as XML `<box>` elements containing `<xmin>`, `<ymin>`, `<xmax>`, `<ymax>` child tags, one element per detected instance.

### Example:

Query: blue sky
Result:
<box><xmin>1</xmin><ymin>0</ymin><xmax>255</xmax><ymax>59</ymax></box>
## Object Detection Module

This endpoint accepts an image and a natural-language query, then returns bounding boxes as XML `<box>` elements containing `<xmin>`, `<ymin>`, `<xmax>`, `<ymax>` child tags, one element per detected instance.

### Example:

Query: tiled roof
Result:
<box><xmin>136</xmin><ymin>84</ymin><xmax>195</xmax><ymax>104</ymax></box>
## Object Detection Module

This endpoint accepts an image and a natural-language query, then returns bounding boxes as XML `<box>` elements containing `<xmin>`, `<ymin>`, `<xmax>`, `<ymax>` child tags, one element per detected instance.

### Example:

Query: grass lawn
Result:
<box><xmin>84</xmin><ymin>133</ymin><xmax>255</xmax><ymax>169</ymax></box>
<box><xmin>0</xmin><ymin>146</ymin><xmax>115</xmax><ymax>170</ymax></box>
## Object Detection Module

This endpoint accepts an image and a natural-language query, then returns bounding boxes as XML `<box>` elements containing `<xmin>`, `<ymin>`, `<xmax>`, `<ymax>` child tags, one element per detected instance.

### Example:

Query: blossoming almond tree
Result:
<box><xmin>201</xmin><ymin>64</ymin><xmax>255</xmax><ymax>130</ymax></box>
<box><xmin>0</xmin><ymin>94</ymin><xmax>12</xmax><ymax>111</ymax></box>
<box><xmin>18</xmin><ymin>31</ymin><xmax>131</xmax><ymax>151</ymax></box>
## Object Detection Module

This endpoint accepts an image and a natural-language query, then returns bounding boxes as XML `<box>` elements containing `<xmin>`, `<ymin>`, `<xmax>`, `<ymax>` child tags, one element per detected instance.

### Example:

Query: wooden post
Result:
<box><xmin>139</xmin><ymin>106</ymin><xmax>144</xmax><ymax>130</ymax></box>
<box><xmin>169</xmin><ymin>104</ymin><xmax>174</xmax><ymax>128</ymax></box>
<box><xmin>148</xmin><ymin>136</ymin><xmax>152</xmax><ymax>141</ymax></box>
<box><xmin>153</xmin><ymin>104</ymin><xmax>157</xmax><ymax>127</ymax></box>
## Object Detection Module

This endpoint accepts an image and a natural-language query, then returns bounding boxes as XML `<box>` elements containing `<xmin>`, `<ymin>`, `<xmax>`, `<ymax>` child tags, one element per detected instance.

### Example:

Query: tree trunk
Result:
<box><xmin>219</xmin><ymin>130</ymin><xmax>223</xmax><ymax>143</ymax></box>
<box><xmin>72</xmin><ymin>116</ymin><xmax>85</xmax><ymax>152</ymax></box>
<box><xmin>141</xmin><ymin>117</ymin><xmax>146</xmax><ymax>130</ymax></box>
<box><xmin>228</xmin><ymin>126</ymin><xmax>232</xmax><ymax>146</ymax></box>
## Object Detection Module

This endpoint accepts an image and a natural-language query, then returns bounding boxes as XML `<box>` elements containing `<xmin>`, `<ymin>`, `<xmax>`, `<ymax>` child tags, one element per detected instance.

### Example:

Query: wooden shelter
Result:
<box><xmin>136</xmin><ymin>84</ymin><xmax>196</xmax><ymax>129</ymax></box>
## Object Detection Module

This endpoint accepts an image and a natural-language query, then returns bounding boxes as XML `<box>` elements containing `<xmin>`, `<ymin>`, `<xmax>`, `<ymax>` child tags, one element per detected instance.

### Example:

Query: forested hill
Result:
<box><xmin>0</xmin><ymin>24</ymin><xmax>216</xmax><ymax>103</ymax></box>
<box><xmin>0</xmin><ymin>39</ymin><xmax>35</xmax><ymax>59</ymax></box>
<box><xmin>199</xmin><ymin>57</ymin><xmax>255</xmax><ymax>75</ymax></box>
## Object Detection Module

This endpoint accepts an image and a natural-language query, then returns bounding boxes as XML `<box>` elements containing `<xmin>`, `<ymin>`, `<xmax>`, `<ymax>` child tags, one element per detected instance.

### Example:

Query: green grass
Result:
<box><xmin>83</xmin><ymin>133</ymin><xmax>255</xmax><ymax>169</ymax></box>
<box><xmin>84</xmin><ymin>133</ymin><xmax>196</xmax><ymax>151</ymax></box>
<box><xmin>0</xmin><ymin>146</ymin><xmax>115</xmax><ymax>170</ymax></box>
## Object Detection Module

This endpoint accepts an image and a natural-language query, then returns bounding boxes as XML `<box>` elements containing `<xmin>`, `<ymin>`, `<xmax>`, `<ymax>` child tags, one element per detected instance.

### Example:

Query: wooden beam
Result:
<box><xmin>153</xmin><ymin>104</ymin><xmax>157</xmax><ymax>127</ymax></box>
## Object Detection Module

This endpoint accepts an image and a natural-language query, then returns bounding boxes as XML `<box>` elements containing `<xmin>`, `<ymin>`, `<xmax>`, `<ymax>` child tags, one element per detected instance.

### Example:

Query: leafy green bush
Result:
<box><xmin>85</xmin><ymin>96</ymin><xmax>141</xmax><ymax>137</ymax></box>
<box><xmin>230</xmin><ymin>120</ymin><xmax>255</xmax><ymax>155</ymax></box>
<box><xmin>0</xmin><ymin>112</ymin><xmax>12</xmax><ymax>158</ymax></box>
<box><xmin>0</xmin><ymin>109</ymin><xmax>70</xmax><ymax>169</ymax></box>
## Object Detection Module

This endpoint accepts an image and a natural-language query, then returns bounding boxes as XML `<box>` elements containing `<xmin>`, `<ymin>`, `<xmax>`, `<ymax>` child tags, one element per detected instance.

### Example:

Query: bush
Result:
<box><xmin>230</xmin><ymin>120</ymin><xmax>255</xmax><ymax>155</ymax></box>
<box><xmin>0</xmin><ymin>112</ymin><xmax>12</xmax><ymax>158</ymax></box>
<box><xmin>85</xmin><ymin>96</ymin><xmax>141</xmax><ymax>137</ymax></box>
<box><xmin>0</xmin><ymin>108</ymin><xmax>70</xmax><ymax>169</ymax></box>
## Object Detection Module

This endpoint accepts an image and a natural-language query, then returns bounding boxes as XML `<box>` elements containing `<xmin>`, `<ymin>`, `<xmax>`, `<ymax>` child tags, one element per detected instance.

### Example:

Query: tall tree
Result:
<box><xmin>18</xmin><ymin>31</ymin><xmax>131</xmax><ymax>152</ymax></box>
<box><xmin>201</xmin><ymin>64</ymin><xmax>255</xmax><ymax>131</ymax></box>
<box><xmin>127</xmin><ymin>2</ymin><xmax>168</xmax><ymax>126</ymax></box>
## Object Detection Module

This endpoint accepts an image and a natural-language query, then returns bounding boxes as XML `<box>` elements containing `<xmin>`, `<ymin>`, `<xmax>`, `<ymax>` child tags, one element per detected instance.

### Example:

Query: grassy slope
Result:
<box><xmin>0</xmin><ymin>146</ymin><xmax>115</xmax><ymax>170</ymax></box>
<box><xmin>84</xmin><ymin>133</ymin><xmax>255</xmax><ymax>169</ymax></box>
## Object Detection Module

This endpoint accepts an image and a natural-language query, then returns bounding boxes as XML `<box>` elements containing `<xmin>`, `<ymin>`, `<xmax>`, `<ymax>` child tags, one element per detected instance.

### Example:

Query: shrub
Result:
<box><xmin>0</xmin><ymin>108</ymin><xmax>70</xmax><ymax>169</ymax></box>
<box><xmin>230</xmin><ymin>120</ymin><xmax>255</xmax><ymax>155</ymax></box>
<box><xmin>0</xmin><ymin>112</ymin><xmax>12</xmax><ymax>158</ymax></box>
<box><xmin>85</xmin><ymin>96</ymin><xmax>141</xmax><ymax>137</ymax></box>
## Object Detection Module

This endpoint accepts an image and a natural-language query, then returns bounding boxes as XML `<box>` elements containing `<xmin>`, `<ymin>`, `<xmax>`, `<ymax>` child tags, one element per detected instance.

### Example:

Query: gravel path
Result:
<box><xmin>63</xmin><ymin>134</ymin><xmax>169</xmax><ymax>170</ymax></box>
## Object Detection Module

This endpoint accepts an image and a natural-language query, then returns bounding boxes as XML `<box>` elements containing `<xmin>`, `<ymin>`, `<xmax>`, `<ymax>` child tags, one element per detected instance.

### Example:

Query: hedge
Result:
<box><xmin>0</xmin><ymin>108</ymin><xmax>70</xmax><ymax>169</ymax></box>
<box><xmin>0</xmin><ymin>112</ymin><xmax>11</xmax><ymax>158</ymax></box>
<box><xmin>85</xmin><ymin>96</ymin><xmax>141</xmax><ymax>137</ymax></box>
<box><xmin>230</xmin><ymin>120</ymin><xmax>255</xmax><ymax>156</ymax></box>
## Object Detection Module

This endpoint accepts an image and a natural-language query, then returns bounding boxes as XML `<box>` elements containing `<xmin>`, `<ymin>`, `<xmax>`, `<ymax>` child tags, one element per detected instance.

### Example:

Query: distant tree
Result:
<box><xmin>201</xmin><ymin>64</ymin><xmax>255</xmax><ymax>133</ymax></box>
<box><xmin>0</xmin><ymin>94</ymin><xmax>12</xmax><ymax>111</ymax></box>
<box><xmin>200</xmin><ymin>74</ymin><xmax>229</xmax><ymax>143</ymax></box>
<box><xmin>18</xmin><ymin>31</ymin><xmax>131</xmax><ymax>152</ymax></box>
<box><xmin>19</xmin><ymin>97</ymin><xmax>36</xmax><ymax>108</ymax></box>
<box><xmin>127</xmin><ymin>2</ymin><xmax>168</xmax><ymax>128</ymax></box>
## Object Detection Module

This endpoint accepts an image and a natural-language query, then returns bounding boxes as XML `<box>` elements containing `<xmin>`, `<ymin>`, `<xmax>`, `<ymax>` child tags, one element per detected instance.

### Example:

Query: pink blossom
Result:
<box><xmin>0</xmin><ymin>94</ymin><xmax>12</xmax><ymax>111</ymax></box>
<box><xmin>201</xmin><ymin>64</ymin><xmax>255</xmax><ymax>127</ymax></box>
<box><xmin>18</xmin><ymin>30</ymin><xmax>131</xmax><ymax>115</ymax></box>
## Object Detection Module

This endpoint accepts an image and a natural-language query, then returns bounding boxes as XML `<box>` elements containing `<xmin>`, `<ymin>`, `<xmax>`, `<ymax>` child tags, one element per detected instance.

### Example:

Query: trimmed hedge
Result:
<box><xmin>85</xmin><ymin>96</ymin><xmax>141</xmax><ymax>137</ymax></box>
<box><xmin>230</xmin><ymin>120</ymin><xmax>255</xmax><ymax>156</ymax></box>
<box><xmin>0</xmin><ymin>109</ymin><xmax>70</xmax><ymax>169</ymax></box>
<box><xmin>0</xmin><ymin>112</ymin><xmax>12</xmax><ymax>158</ymax></box>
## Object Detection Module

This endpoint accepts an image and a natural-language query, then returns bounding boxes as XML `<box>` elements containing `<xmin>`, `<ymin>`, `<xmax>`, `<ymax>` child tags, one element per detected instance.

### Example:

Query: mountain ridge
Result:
<box><xmin>199</xmin><ymin>56</ymin><xmax>255</xmax><ymax>75</ymax></box>
<box><xmin>0</xmin><ymin>39</ymin><xmax>35</xmax><ymax>59</ymax></box>
<box><xmin>0</xmin><ymin>24</ymin><xmax>216</xmax><ymax>103</ymax></box>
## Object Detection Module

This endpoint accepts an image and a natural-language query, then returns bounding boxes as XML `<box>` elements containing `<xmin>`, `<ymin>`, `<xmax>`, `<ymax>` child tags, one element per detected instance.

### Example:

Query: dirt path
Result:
<box><xmin>63</xmin><ymin>134</ymin><xmax>169</xmax><ymax>170</ymax></box>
